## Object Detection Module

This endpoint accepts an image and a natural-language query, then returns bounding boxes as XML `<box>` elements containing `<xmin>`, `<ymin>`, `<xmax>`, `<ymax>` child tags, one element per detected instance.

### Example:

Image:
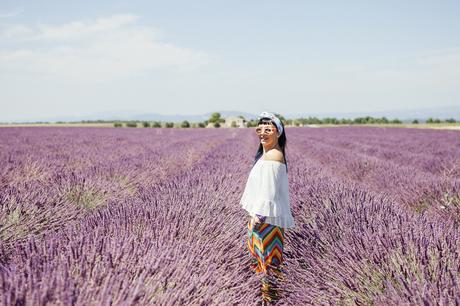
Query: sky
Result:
<box><xmin>1</xmin><ymin>0</ymin><xmax>460</xmax><ymax>121</ymax></box>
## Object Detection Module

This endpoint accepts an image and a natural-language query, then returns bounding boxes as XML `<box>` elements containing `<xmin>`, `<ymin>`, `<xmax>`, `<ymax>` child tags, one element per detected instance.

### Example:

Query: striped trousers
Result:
<box><xmin>247</xmin><ymin>220</ymin><xmax>285</xmax><ymax>273</ymax></box>
<box><xmin>247</xmin><ymin>219</ymin><xmax>285</xmax><ymax>302</ymax></box>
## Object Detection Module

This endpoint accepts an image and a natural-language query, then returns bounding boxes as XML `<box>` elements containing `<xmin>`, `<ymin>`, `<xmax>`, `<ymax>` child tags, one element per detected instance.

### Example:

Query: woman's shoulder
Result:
<box><xmin>262</xmin><ymin>149</ymin><xmax>285</xmax><ymax>164</ymax></box>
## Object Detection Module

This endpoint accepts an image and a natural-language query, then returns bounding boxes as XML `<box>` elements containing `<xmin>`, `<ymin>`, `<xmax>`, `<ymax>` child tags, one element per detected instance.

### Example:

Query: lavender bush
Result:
<box><xmin>0</xmin><ymin>126</ymin><xmax>458</xmax><ymax>305</ymax></box>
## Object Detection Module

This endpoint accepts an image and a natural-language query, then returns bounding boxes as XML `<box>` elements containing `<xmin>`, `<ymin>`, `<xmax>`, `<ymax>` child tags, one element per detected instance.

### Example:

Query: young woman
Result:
<box><xmin>240</xmin><ymin>111</ymin><xmax>295</xmax><ymax>303</ymax></box>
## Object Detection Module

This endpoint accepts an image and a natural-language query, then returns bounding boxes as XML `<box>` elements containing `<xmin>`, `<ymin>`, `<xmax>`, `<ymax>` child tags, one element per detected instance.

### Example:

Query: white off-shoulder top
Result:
<box><xmin>240</xmin><ymin>158</ymin><xmax>295</xmax><ymax>228</ymax></box>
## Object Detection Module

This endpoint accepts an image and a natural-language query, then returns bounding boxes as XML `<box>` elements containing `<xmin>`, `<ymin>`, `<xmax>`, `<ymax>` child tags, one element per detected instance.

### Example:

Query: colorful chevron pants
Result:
<box><xmin>247</xmin><ymin>220</ymin><xmax>285</xmax><ymax>302</ymax></box>
<box><xmin>247</xmin><ymin>220</ymin><xmax>285</xmax><ymax>273</ymax></box>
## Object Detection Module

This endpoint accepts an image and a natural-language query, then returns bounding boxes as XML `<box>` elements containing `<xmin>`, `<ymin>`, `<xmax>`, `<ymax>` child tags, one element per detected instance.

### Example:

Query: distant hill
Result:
<box><xmin>289</xmin><ymin>105</ymin><xmax>460</xmax><ymax>122</ymax></box>
<box><xmin>3</xmin><ymin>110</ymin><xmax>260</xmax><ymax>124</ymax></box>
<box><xmin>2</xmin><ymin>105</ymin><xmax>459</xmax><ymax>123</ymax></box>
<box><xmin>129</xmin><ymin>110</ymin><xmax>259</xmax><ymax>123</ymax></box>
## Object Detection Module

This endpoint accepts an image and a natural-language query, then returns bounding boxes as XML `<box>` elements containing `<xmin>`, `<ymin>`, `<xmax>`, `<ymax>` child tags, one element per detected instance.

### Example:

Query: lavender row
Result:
<box><xmin>289</xmin><ymin>126</ymin><xmax>460</xmax><ymax>178</ymax></box>
<box><xmin>281</xmin><ymin>148</ymin><xmax>459</xmax><ymax>304</ymax></box>
<box><xmin>0</xmin><ymin>127</ymin><xmax>236</xmax><ymax>249</ymax></box>
<box><xmin>287</xmin><ymin>127</ymin><xmax>460</xmax><ymax>221</ymax></box>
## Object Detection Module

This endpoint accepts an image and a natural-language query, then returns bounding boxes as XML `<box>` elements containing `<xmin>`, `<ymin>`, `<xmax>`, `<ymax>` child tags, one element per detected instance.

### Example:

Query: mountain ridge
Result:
<box><xmin>3</xmin><ymin>105</ymin><xmax>459</xmax><ymax>123</ymax></box>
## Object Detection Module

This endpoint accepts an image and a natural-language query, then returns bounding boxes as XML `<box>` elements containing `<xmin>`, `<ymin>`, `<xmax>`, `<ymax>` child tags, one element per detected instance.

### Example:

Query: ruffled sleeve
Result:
<box><xmin>240</xmin><ymin>160</ymin><xmax>290</xmax><ymax>218</ymax></box>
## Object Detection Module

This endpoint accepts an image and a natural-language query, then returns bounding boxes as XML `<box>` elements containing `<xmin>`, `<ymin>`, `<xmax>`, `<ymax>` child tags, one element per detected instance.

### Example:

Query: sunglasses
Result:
<box><xmin>255</xmin><ymin>126</ymin><xmax>275</xmax><ymax>135</ymax></box>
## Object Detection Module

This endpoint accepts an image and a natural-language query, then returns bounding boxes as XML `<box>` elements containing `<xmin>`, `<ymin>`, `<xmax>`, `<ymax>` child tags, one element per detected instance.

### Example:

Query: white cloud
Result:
<box><xmin>0</xmin><ymin>15</ymin><xmax>212</xmax><ymax>81</ymax></box>
<box><xmin>36</xmin><ymin>15</ymin><xmax>141</xmax><ymax>41</ymax></box>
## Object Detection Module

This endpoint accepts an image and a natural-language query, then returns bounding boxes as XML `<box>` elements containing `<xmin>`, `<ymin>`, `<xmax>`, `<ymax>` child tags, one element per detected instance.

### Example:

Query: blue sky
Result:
<box><xmin>1</xmin><ymin>0</ymin><xmax>459</xmax><ymax>121</ymax></box>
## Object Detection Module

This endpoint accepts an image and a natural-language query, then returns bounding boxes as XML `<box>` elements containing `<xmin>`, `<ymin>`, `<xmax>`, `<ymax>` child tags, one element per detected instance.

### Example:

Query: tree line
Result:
<box><xmin>111</xmin><ymin>113</ymin><xmax>457</xmax><ymax>128</ymax></box>
<box><xmin>8</xmin><ymin>113</ymin><xmax>455</xmax><ymax>127</ymax></box>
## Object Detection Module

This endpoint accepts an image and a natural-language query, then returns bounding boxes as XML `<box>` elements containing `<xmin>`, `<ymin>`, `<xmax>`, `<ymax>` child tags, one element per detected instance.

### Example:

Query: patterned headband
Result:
<box><xmin>258</xmin><ymin>111</ymin><xmax>283</xmax><ymax>135</ymax></box>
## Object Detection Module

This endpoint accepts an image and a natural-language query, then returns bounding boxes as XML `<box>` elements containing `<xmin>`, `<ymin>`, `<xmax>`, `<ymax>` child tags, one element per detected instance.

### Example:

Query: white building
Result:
<box><xmin>224</xmin><ymin>116</ymin><xmax>247</xmax><ymax>128</ymax></box>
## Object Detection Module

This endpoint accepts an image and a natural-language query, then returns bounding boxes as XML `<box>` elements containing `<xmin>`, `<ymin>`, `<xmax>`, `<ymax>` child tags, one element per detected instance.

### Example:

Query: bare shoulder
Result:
<box><xmin>263</xmin><ymin>149</ymin><xmax>285</xmax><ymax>163</ymax></box>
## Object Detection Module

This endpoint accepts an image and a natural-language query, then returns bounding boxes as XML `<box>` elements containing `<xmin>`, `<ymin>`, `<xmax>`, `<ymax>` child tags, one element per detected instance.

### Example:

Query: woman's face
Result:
<box><xmin>256</xmin><ymin>121</ymin><xmax>279</xmax><ymax>147</ymax></box>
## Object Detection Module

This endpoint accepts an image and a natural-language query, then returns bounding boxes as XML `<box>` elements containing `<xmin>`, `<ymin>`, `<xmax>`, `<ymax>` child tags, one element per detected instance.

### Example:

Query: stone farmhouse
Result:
<box><xmin>223</xmin><ymin>116</ymin><xmax>247</xmax><ymax>128</ymax></box>
<box><xmin>205</xmin><ymin>116</ymin><xmax>247</xmax><ymax>128</ymax></box>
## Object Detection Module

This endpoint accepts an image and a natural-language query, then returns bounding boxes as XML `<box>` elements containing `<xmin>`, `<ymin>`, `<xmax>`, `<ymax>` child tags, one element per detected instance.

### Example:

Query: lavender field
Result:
<box><xmin>0</xmin><ymin>126</ymin><xmax>459</xmax><ymax>305</ymax></box>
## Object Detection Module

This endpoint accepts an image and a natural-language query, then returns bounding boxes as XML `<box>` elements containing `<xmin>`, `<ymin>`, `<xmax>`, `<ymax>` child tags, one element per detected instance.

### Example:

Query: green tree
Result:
<box><xmin>323</xmin><ymin>117</ymin><xmax>339</xmax><ymax>124</ymax></box>
<box><xmin>303</xmin><ymin>116</ymin><xmax>321</xmax><ymax>124</ymax></box>
<box><xmin>353</xmin><ymin>117</ymin><xmax>364</xmax><ymax>124</ymax></box>
<box><xmin>181</xmin><ymin>120</ymin><xmax>190</xmax><ymax>128</ymax></box>
<box><xmin>165</xmin><ymin>122</ymin><xmax>174</xmax><ymax>128</ymax></box>
<box><xmin>209</xmin><ymin>112</ymin><xmax>222</xmax><ymax>123</ymax></box>
<box><xmin>246</xmin><ymin>120</ymin><xmax>258</xmax><ymax>127</ymax></box>
<box><xmin>142</xmin><ymin>121</ymin><xmax>151</xmax><ymax>128</ymax></box>
<box><xmin>152</xmin><ymin>121</ymin><xmax>162</xmax><ymax>128</ymax></box>
<box><xmin>412</xmin><ymin>119</ymin><xmax>419</xmax><ymax>124</ymax></box>
<box><xmin>208</xmin><ymin>112</ymin><xmax>225</xmax><ymax>127</ymax></box>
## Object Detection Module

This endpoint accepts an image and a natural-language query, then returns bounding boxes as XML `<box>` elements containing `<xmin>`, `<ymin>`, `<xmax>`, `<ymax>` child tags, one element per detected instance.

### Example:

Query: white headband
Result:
<box><xmin>258</xmin><ymin>111</ymin><xmax>283</xmax><ymax>136</ymax></box>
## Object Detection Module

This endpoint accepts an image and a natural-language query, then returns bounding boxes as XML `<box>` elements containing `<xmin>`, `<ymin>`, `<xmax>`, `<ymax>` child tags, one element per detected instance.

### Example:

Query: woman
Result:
<box><xmin>240</xmin><ymin>111</ymin><xmax>295</xmax><ymax>303</ymax></box>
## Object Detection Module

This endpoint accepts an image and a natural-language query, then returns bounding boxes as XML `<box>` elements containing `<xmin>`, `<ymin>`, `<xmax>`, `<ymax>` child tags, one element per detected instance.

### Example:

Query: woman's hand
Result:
<box><xmin>249</xmin><ymin>215</ymin><xmax>265</xmax><ymax>230</ymax></box>
<box><xmin>251</xmin><ymin>216</ymin><xmax>264</xmax><ymax>231</ymax></box>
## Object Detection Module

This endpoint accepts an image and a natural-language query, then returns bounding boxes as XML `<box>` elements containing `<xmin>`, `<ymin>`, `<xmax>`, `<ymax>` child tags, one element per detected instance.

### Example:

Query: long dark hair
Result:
<box><xmin>252</xmin><ymin>117</ymin><xmax>288</xmax><ymax>173</ymax></box>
